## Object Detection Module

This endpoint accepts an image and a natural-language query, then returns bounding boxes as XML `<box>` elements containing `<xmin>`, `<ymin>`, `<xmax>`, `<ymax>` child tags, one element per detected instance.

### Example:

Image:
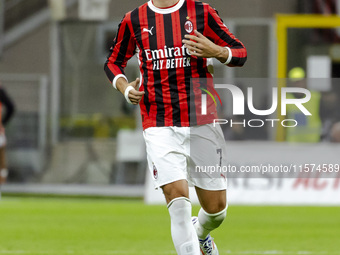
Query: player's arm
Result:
<box><xmin>182</xmin><ymin>5</ymin><xmax>247</xmax><ymax>67</ymax></box>
<box><xmin>182</xmin><ymin>30</ymin><xmax>230</xmax><ymax>63</ymax></box>
<box><xmin>104</xmin><ymin>13</ymin><xmax>144</xmax><ymax>105</ymax></box>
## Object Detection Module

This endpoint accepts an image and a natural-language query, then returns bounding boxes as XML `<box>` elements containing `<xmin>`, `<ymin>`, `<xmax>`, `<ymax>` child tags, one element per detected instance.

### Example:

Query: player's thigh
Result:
<box><xmin>190</xmin><ymin>124</ymin><xmax>227</xmax><ymax>167</ymax></box>
<box><xmin>195</xmin><ymin>186</ymin><xmax>226</xmax><ymax>214</ymax></box>
<box><xmin>144</xmin><ymin>127</ymin><xmax>188</xmax><ymax>190</ymax></box>
<box><xmin>162</xmin><ymin>179</ymin><xmax>189</xmax><ymax>204</ymax></box>
<box><xmin>189</xmin><ymin>124</ymin><xmax>228</xmax><ymax>191</ymax></box>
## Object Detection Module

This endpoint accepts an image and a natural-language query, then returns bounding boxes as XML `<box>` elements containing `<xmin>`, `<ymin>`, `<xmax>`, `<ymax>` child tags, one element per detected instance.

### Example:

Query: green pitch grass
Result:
<box><xmin>0</xmin><ymin>196</ymin><xmax>339</xmax><ymax>255</ymax></box>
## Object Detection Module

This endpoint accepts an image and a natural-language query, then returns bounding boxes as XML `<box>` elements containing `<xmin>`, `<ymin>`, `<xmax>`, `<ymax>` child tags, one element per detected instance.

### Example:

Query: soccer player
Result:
<box><xmin>0</xmin><ymin>82</ymin><xmax>15</xmax><ymax>184</ymax></box>
<box><xmin>104</xmin><ymin>0</ymin><xmax>247</xmax><ymax>254</ymax></box>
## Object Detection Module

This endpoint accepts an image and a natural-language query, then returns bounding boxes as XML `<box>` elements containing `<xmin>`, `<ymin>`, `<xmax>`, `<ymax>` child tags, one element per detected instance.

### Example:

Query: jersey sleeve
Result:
<box><xmin>204</xmin><ymin>5</ymin><xmax>247</xmax><ymax>67</ymax></box>
<box><xmin>104</xmin><ymin>13</ymin><xmax>136</xmax><ymax>89</ymax></box>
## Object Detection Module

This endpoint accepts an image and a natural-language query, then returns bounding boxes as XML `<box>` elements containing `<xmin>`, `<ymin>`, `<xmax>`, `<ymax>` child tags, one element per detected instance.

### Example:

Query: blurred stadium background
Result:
<box><xmin>1</xmin><ymin>0</ymin><xmax>340</xmax><ymax>200</ymax></box>
<box><xmin>0</xmin><ymin>0</ymin><xmax>340</xmax><ymax>254</ymax></box>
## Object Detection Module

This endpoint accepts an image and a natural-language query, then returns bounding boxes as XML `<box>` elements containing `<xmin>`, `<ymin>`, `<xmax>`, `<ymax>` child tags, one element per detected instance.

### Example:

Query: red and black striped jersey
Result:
<box><xmin>104</xmin><ymin>0</ymin><xmax>247</xmax><ymax>130</ymax></box>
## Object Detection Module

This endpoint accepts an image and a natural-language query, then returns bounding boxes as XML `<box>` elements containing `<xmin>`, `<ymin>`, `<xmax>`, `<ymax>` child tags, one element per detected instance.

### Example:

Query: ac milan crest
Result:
<box><xmin>153</xmin><ymin>163</ymin><xmax>158</xmax><ymax>179</ymax></box>
<box><xmin>184</xmin><ymin>20</ymin><xmax>194</xmax><ymax>33</ymax></box>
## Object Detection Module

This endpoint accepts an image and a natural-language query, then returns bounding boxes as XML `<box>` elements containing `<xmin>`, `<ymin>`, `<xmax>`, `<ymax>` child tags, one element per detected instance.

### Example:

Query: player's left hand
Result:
<box><xmin>182</xmin><ymin>30</ymin><xmax>224</xmax><ymax>59</ymax></box>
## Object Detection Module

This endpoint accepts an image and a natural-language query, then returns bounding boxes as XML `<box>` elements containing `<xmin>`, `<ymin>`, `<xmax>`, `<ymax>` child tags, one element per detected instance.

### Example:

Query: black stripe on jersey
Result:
<box><xmin>179</xmin><ymin>1</ymin><xmax>195</xmax><ymax>125</ymax></box>
<box><xmin>195</xmin><ymin>2</ymin><xmax>207</xmax><ymax>80</ymax></box>
<box><xmin>130</xmin><ymin>8</ymin><xmax>141</xmax><ymax>46</ymax></box>
<box><xmin>195</xmin><ymin>2</ymin><xmax>205</xmax><ymax>34</ymax></box>
<box><xmin>131</xmin><ymin>9</ymin><xmax>151</xmax><ymax>115</ymax></box>
<box><xmin>194</xmin><ymin>1</ymin><xmax>208</xmax><ymax>111</ymax></box>
<box><xmin>113</xmin><ymin>21</ymin><xmax>132</xmax><ymax>66</ymax></box>
<box><xmin>229</xmin><ymin>55</ymin><xmax>247</xmax><ymax>67</ymax></box>
<box><xmin>207</xmin><ymin>12</ymin><xmax>242</xmax><ymax>47</ymax></box>
<box><xmin>104</xmin><ymin>53</ymin><xmax>117</xmax><ymax>82</ymax></box>
<box><xmin>147</xmin><ymin>7</ymin><xmax>165</xmax><ymax>126</ymax></box>
<box><xmin>228</xmin><ymin>45</ymin><xmax>247</xmax><ymax>67</ymax></box>
<box><xmin>163</xmin><ymin>14</ymin><xmax>181</xmax><ymax>127</ymax></box>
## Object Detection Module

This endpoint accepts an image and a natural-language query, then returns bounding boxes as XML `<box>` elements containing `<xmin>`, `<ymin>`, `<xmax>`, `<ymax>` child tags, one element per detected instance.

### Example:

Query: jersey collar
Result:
<box><xmin>148</xmin><ymin>0</ymin><xmax>185</xmax><ymax>14</ymax></box>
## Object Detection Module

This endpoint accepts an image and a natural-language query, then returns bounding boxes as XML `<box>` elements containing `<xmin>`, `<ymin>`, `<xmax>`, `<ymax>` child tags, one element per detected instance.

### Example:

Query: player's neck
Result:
<box><xmin>152</xmin><ymin>0</ymin><xmax>180</xmax><ymax>8</ymax></box>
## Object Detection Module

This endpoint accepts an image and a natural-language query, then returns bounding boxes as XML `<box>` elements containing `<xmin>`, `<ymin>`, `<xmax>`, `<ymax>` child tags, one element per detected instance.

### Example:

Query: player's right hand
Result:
<box><xmin>126</xmin><ymin>78</ymin><xmax>145</xmax><ymax>105</ymax></box>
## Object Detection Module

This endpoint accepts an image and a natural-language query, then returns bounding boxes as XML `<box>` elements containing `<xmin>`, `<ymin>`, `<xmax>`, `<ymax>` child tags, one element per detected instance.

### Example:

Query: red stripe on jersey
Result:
<box><xmin>155</xmin><ymin>13</ymin><xmax>173</xmax><ymax>126</ymax></box>
<box><xmin>171</xmin><ymin>10</ymin><xmax>189</xmax><ymax>125</ymax></box>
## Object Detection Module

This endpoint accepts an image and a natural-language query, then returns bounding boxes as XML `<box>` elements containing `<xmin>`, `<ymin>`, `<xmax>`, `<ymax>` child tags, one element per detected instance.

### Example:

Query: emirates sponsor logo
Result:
<box><xmin>145</xmin><ymin>45</ymin><xmax>192</xmax><ymax>70</ymax></box>
<box><xmin>145</xmin><ymin>45</ymin><xmax>190</xmax><ymax>60</ymax></box>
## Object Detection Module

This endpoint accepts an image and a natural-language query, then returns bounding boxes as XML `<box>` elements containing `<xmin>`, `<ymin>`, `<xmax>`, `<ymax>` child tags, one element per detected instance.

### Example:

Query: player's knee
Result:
<box><xmin>167</xmin><ymin>197</ymin><xmax>192</xmax><ymax>226</ymax></box>
<box><xmin>199</xmin><ymin>206</ymin><xmax>227</xmax><ymax>230</ymax></box>
<box><xmin>167</xmin><ymin>197</ymin><xmax>191</xmax><ymax>211</ymax></box>
<box><xmin>162</xmin><ymin>185</ymin><xmax>186</xmax><ymax>197</ymax></box>
<box><xmin>163</xmin><ymin>191</ymin><xmax>188</xmax><ymax>204</ymax></box>
<box><xmin>162</xmin><ymin>181</ymin><xmax>189</xmax><ymax>204</ymax></box>
<box><xmin>204</xmin><ymin>199</ymin><xmax>227</xmax><ymax>214</ymax></box>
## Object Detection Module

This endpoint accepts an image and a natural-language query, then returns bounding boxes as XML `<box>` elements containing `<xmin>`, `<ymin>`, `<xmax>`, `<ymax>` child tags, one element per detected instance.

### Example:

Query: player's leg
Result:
<box><xmin>0</xmin><ymin>134</ymin><xmax>8</xmax><ymax>184</ymax></box>
<box><xmin>162</xmin><ymin>180</ymin><xmax>200</xmax><ymax>255</ymax></box>
<box><xmin>162</xmin><ymin>179</ymin><xmax>189</xmax><ymax>204</ymax></box>
<box><xmin>191</xmin><ymin>188</ymin><xmax>227</xmax><ymax>255</ymax></box>
<box><xmin>194</xmin><ymin>187</ymin><xmax>227</xmax><ymax>239</ymax></box>
<box><xmin>143</xmin><ymin>127</ymin><xmax>200</xmax><ymax>255</ymax></box>
<box><xmin>189</xmin><ymin>124</ymin><xmax>228</xmax><ymax>255</ymax></box>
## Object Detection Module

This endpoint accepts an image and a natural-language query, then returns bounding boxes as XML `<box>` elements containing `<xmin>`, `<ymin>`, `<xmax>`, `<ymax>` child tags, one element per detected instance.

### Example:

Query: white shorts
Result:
<box><xmin>143</xmin><ymin>124</ymin><xmax>227</xmax><ymax>191</ymax></box>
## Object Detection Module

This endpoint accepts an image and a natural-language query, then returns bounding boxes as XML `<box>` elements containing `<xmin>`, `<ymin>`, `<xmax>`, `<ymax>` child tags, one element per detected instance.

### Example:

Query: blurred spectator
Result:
<box><xmin>299</xmin><ymin>0</ymin><xmax>340</xmax><ymax>43</ymax></box>
<box><xmin>329</xmin><ymin>121</ymin><xmax>340</xmax><ymax>143</ymax></box>
<box><xmin>0</xmin><ymin>81</ymin><xmax>15</xmax><ymax>184</ymax></box>
<box><xmin>286</xmin><ymin>67</ymin><xmax>339</xmax><ymax>143</ymax></box>
<box><xmin>286</xmin><ymin>67</ymin><xmax>322</xmax><ymax>143</ymax></box>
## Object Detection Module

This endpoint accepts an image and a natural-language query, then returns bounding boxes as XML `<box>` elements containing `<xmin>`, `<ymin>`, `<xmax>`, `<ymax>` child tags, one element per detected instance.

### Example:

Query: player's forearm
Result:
<box><xmin>183</xmin><ymin>31</ymin><xmax>234</xmax><ymax>65</ymax></box>
<box><xmin>214</xmin><ymin>46</ymin><xmax>230</xmax><ymax>64</ymax></box>
<box><xmin>116</xmin><ymin>77</ymin><xmax>129</xmax><ymax>94</ymax></box>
